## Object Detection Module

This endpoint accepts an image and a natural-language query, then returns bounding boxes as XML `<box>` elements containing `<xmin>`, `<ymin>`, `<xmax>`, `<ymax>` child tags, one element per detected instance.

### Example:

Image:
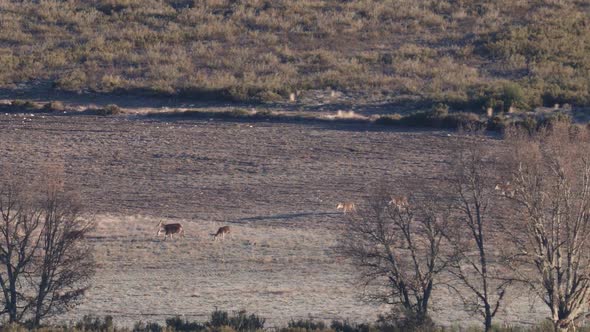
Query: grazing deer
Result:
<box><xmin>495</xmin><ymin>182</ymin><xmax>515</xmax><ymax>197</ymax></box>
<box><xmin>337</xmin><ymin>202</ymin><xmax>356</xmax><ymax>214</ymax></box>
<box><xmin>213</xmin><ymin>226</ymin><xmax>231</xmax><ymax>241</ymax></box>
<box><xmin>156</xmin><ymin>221</ymin><xmax>185</xmax><ymax>240</ymax></box>
<box><xmin>388</xmin><ymin>195</ymin><xmax>409</xmax><ymax>209</ymax></box>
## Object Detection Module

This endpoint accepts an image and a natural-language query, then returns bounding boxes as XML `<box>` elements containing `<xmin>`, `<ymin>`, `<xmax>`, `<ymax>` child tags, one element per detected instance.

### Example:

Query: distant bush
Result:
<box><xmin>538</xmin><ymin>112</ymin><xmax>571</xmax><ymax>129</ymax></box>
<box><xmin>257</xmin><ymin>90</ymin><xmax>284</xmax><ymax>103</ymax></box>
<box><xmin>11</xmin><ymin>100</ymin><xmax>39</xmax><ymax>110</ymax></box>
<box><xmin>228</xmin><ymin>108</ymin><xmax>252</xmax><ymax>118</ymax></box>
<box><xmin>287</xmin><ymin>319</ymin><xmax>326</xmax><ymax>331</ymax></box>
<box><xmin>132</xmin><ymin>321</ymin><xmax>163</xmax><ymax>332</ymax></box>
<box><xmin>74</xmin><ymin>315</ymin><xmax>114</xmax><ymax>332</ymax></box>
<box><xmin>95</xmin><ymin>104</ymin><xmax>124</xmax><ymax>116</ymax></box>
<box><xmin>166</xmin><ymin>316</ymin><xmax>205</xmax><ymax>331</ymax></box>
<box><xmin>373</xmin><ymin>114</ymin><xmax>403</xmax><ymax>126</ymax></box>
<box><xmin>330</xmin><ymin>320</ymin><xmax>375</xmax><ymax>332</ymax></box>
<box><xmin>501</xmin><ymin>83</ymin><xmax>528</xmax><ymax>112</ymax></box>
<box><xmin>374</xmin><ymin>110</ymin><xmax>483</xmax><ymax>130</ymax></box>
<box><xmin>43</xmin><ymin>101</ymin><xmax>65</xmax><ymax>112</ymax></box>
<box><xmin>487</xmin><ymin>115</ymin><xmax>509</xmax><ymax>131</ymax></box>
<box><xmin>208</xmin><ymin>309</ymin><xmax>265</xmax><ymax>331</ymax></box>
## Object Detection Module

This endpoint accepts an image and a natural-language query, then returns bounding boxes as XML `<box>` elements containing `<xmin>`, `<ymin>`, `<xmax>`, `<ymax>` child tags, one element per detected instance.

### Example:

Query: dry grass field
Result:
<box><xmin>0</xmin><ymin>111</ymin><xmax>550</xmax><ymax>328</ymax></box>
<box><xmin>2</xmin><ymin>1</ymin><xmax>590</xmax><ymax>109</ymax></box>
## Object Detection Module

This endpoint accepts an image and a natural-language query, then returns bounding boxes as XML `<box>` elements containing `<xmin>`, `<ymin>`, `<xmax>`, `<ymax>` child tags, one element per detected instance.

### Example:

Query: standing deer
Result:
<box><xmin>495</xmin><ymin>182</ymin><xmax>515</xmax><ymax>197</ymax></box>
<box><xmin>213</xmin><ymin>226</ymin><xmax>231</xmax><ymax>241</ymax></box>
<box><xmin>388</xmin><ymin>195</ymin><xmax>409</xmax><ymax>209</ymax></box>
<box><xmin>156</xmin><ymin>221</ymin><xmax>185</xmax><ymax>240</ymax></box>
<box><xmin>337</xmin><ymin>202</ymin><xmax>356</xmax><ymax>214</ymax></box>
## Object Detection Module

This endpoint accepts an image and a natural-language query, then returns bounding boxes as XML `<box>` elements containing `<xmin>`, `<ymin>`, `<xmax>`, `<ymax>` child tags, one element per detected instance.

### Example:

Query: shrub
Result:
<box><xmin>257</xmin><ymin>90</ymin><xmax>283</xmax><ymax>103</ymax></box>
<box><xmin>133</xmin><ymin>321</ymin><xmax>164</xmax><ymax>332</ymax></box>
<box><xmin>74</xmin><ymin>315</ymin><xmax>114</xmax><ymax>332</ymax></box>
<box><xmin>43</xmin><ymin>101</ymin><xmax>65</xmax><ymax>112</ymax></box>
<box><xmin>501</xmin><ymin>83</ymin><xmax>527</xmax><ymax>111</ymax></box>
<box><xmin>229</xmin><ymin>108</ymin><xmax>252</xmax><ymax>118</ymax></box>
<box><xmin>377</xmin><ymin>311</ymin><xmax>435</xmax><ymax>332</ymax></box>
<box><xmin>374</xmin><ymin>114</ymin><xmax>403</xmax><ymax>126</ymax></box>
<box><xmin>431</xmin><ymin>103</ymin><xmax>449</xmax><ymax>117</ymax></box>
<box><xmin>487</xmin><ymin>115</ymin><xmax>509</xmax><ymax>131</ymax></box>
<box><xmin>251</xmin><ymin>110</ymin><xmax>275</xmax><ymax>119</ymax></box>
<box><xmin>208</xmin><ymin>309</ymin><xmax>266</xmax><ymax>331</ymax></box>
<box><xmin>287</xmin><ymin>319</ymin><xmax>326</xmax><ymax>331</ymax></box>
<box><xmin>330</xmin><ymin>320</ymin><xmax>374</xmax><ymax>332</ymax></box>
<box><xmin>95</xmin><ymin>104</ymin><xmax>124</xmax><ymax>116</ymax></box>
<box><xmin>11</xmin><ymin>100</ymin><xmax>39</xmax><ymax>110</ymax></box>
<box><xmin>443</xmin><ymin>112</ymin><xmax>483</xmax><ymax>129</ymax></box>
<box><xmin>539</xmin><ymin>112</ymin><xmax>572</xmax><ymax>129</ymax></box>
<box><xmin>514</xmin><ymin>115</ymin><xmax>539</xmax><ymax>135</ymax></box>
<box><xmin>165</xmin><ymin>316</ymin><xmax>206</xmax><ymax>331</ymax></box>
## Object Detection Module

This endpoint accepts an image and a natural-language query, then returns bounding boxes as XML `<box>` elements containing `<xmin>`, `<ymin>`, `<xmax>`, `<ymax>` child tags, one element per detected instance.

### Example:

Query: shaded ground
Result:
<box><xmin>0</xmin><ymin>112</ymin><xmax>546</xmax><ymax>327</ymax></box>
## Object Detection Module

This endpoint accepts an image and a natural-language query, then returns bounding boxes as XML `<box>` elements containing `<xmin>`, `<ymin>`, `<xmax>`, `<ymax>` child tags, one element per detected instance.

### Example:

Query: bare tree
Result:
<box><xmin>447</xmin><ymin>141</ymin><xmax>511</xmax><ymax>332</ymax></box>
<box><xmin>32</xmin><ymin>174</ymin><xmax>94</xmax><ymax>325</ymax></box>
<box><xmin>0</xmin><ymin>167</ymin><xmax>95</xmax><ymax>326</ymax></box>
<box><xmin>502</xmin><ymin>124</ymin><xmax>590</xmax><ymax>331</ymax></box>
<box><xmin>339</xmin><ymin>191</ymin><xmax>451</xmax><ymax>325</ymax></box>
<box><xmin>0</xmin><ymin>175</ymin><xmax>43</xmax><ymax>322</ymax></box>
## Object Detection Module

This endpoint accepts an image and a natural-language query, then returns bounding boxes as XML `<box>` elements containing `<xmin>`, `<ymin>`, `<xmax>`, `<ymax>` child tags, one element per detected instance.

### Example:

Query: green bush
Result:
<box><xmin>501</xmin><ymin>83</ymin><xmax>527</xmax><ymax>111</ymax></box>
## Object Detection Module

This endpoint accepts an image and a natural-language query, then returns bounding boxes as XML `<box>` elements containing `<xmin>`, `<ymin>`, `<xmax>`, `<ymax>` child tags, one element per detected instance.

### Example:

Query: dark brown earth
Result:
<box><xmin>0</xmin><ymin>113</ymin><xmax>468</xmax><ymax>225</ymax></box>
<box><xmin>0</xmin><ymin>112</ymin><xmax>546</xmax><ymax>327</ymax></box>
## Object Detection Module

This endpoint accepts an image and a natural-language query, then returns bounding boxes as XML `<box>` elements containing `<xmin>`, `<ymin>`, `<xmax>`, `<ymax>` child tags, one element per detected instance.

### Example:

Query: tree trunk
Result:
<box><xmin>484</xmin><ymin>304</ymin><xmax>492</xmax><ymax>332</ymax></box>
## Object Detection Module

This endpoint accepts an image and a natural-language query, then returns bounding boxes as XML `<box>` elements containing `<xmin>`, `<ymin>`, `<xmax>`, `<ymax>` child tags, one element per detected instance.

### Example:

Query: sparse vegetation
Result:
<box><xmin>0</xmin><ymin>1</ymin><xmax>589</xmax><ymax>109</ymax></box>
<box><xmin>43</xmin><ymin>101</ymin><xmax>66</xmax><ymax>112</ymax></box>
<box><xmin>1</xmin><ymin>313</ymin><xmax>589</xmax><ymax>332</ymax></box>
<box><xmin>95</xmin><ymin>104</ymin><xmax>124</xmax><ymax>116</ymax></box>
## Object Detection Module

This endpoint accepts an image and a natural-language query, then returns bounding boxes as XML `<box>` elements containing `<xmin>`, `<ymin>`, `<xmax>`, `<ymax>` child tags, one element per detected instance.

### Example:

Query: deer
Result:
<box><xmin>495</xmin><ymin>182</ymin><xmax>515</xmax><ymax>197</ymax></box>
<box><xmin>337</xmin><ymin>202</ymin><xmax>356</xmax><ymax>214</ymax></box>
<box><xmin>213</xmin><ymin>226</ymin><xmax>231</xmax><ymax>241</ymax></box>
<box><xmin>155</xmin><ymin>220</ymin><xmax>185</xmax><ymax>240</ymax></box>
<box><xmin>388</xmin><ymin>195</ymin><xmax>409</xmax><ymax>209</ymax></box>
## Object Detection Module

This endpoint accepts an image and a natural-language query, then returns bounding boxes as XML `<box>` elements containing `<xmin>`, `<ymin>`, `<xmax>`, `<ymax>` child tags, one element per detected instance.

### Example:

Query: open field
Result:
<box><xmin>0</xmin><ymin>112</ymin><xmax>550</xmax><ymax>327</ymax></box>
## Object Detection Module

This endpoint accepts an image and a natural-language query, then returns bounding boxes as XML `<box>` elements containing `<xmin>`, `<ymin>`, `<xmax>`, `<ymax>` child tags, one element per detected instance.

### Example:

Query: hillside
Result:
<box><xmin>1</xmin><ymin>0</ymin><xmax>590</xmax><ymax>111</ymax></box>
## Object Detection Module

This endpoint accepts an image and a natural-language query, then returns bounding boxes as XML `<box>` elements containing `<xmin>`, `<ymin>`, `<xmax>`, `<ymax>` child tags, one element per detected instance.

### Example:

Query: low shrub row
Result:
<box><xmin>2</xmin><ymin>310</ymin><xmax>586</xmax><ymax>332</ymax></box>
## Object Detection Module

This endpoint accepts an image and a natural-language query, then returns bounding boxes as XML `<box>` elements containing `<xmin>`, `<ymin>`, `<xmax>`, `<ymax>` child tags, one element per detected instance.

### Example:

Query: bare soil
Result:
<box><xmin>0</xmin><ymin>112</ymin><xmax>545</xmax><ymax>327</ymax></box>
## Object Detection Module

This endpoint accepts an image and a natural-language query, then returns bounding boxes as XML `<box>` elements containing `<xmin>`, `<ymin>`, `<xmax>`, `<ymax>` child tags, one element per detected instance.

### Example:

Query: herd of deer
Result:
<box><xmin>334</xmin><ymin>183</ymin><xmax>511</xmax><ymax>216</ymax></box>
<box><xmin>155</xmin><ymin>196</ymin><xmax>414</xmax><ymax>240</ymax></box>
<box><xmin>156</xmin><ymin>185</ymin><xmax>514</xmax><ymax>241</ymax></box>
